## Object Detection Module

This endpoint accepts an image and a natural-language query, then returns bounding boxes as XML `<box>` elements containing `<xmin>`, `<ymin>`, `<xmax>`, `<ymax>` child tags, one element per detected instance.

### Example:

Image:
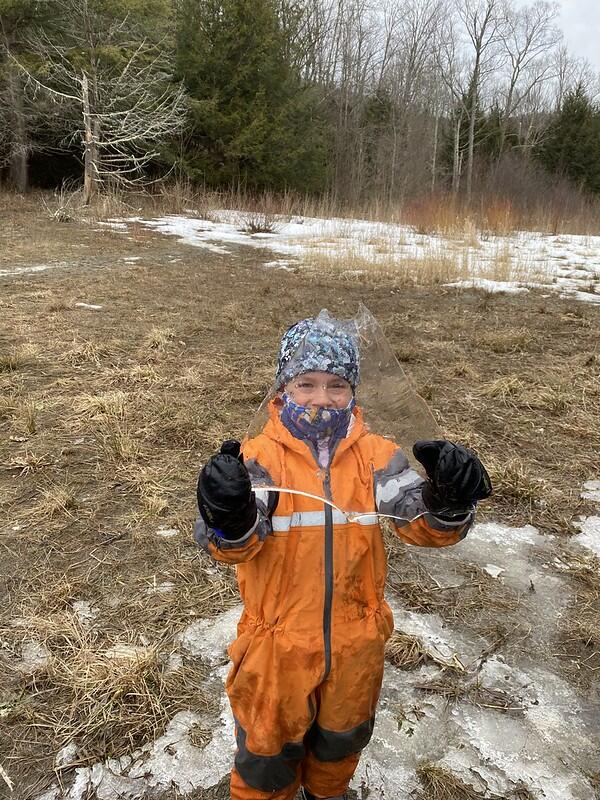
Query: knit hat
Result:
<box><xmin>275</xmin><ymin>316</ymin><xmax>360</xmax><ymax>389</ymax></box>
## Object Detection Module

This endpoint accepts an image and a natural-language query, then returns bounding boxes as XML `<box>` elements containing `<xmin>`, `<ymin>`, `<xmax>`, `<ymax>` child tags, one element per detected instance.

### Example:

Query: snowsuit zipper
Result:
<box><xmin>322</xmin><ymin>467</ymin><xmax>333</xmax><ymax>681</ymax></box>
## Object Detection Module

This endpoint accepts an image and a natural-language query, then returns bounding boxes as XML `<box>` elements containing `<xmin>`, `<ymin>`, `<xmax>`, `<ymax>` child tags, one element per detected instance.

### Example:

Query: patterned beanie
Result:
<box><xmin>275</xmin><ymin>316</ymin><xmax>360</xmax><ymax>389</ymax></box>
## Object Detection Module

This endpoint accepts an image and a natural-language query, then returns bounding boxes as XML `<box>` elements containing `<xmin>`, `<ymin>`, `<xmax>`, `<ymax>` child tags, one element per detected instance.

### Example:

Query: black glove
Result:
<box><xmin>413</xmin><ymin>440</ymin><xmax>492</xmax><ymax>519</ymax></box>
<box><xmin>197</xmin><ymin>440</ymin><xmax>257</xmax><ymax>539</ymax></box>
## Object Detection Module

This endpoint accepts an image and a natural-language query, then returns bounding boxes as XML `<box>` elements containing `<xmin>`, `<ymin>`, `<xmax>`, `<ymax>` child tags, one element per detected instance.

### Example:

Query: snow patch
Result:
<box><xmin>572</xmin><ymin>515</ymin><xmax>600</xmax><ymax>557</ymax></box>
<box><xmin>107</xmin><ymin>212</ymin><xmax>600</xmax><ymax>304</ymax></box>
<box><xmin>74</xmin><ymin>302</ymin><xmax>103</xmax><ymax>310</ymax></box>
<box><xmin>178</xmin><ymin>604</ymin><xmax>241</xmax><ymax>666</ymax></box>
<box><xmin>445</xmin><ymin>278</ymin><xmax>530</xmax><ymax>294</ymax></box>
<box><xmin>17</xmin><ymin>640</ymin><xmax>51</xmax><ymax>673</ymax></box>
<box><xmin>582</xmin><ymin>480</ymin><xmax>600</xmax><ymax>504</ymax></box>
<box><xmin>0</xmin><ymin>264</ymin><xmax>52</xmax><ymax>278</ymax></box>
<box><xmin>156</xmin><ymin>527</ymin><xmax>179</xmax><ymax>538</ymax></box>
<box><xmin>72</xmin><ymin>600</ymin><xmax>99</xmax><ymax>628</ymax></box>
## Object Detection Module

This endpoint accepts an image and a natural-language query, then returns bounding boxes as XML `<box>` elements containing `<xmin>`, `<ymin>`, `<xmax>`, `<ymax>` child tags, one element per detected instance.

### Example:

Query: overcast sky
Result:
<box><xmin>519</xmin><ymin>0</ymin><xmax>600</xmax><ymax>70</ymax></box>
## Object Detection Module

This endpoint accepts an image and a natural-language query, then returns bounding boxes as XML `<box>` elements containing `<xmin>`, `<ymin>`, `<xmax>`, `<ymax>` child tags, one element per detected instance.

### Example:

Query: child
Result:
<box><xmin>195</xmin><ymin>315</ymin><xmax>491</xmax><ymax>800</ymax></box>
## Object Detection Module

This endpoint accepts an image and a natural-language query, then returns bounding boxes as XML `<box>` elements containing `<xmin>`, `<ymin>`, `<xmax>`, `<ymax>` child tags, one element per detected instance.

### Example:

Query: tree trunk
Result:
<box><xmin>466</xmin><ymin>80</ymin><xmax>478</xmax><ymax>204</ymax></box>
<box><xmin>431</xmin><ymin>113</ymin><xmax>439</xmax><ymax>194</ymax></box>
<box><xmin>82</xmin><ymin>72</ymin><xmax>96</xmax><ymax>205</ymax></box>
<box><xmin>7</xmin><ymin>68</ymin><xmax>29</xmax><ymax>192</ymax></box>
<box><xmin>452</xmin><ymin>112</ymin><xmax>462</xmax><ymax>195</ymax></box>
<box><xmin>82</xmin><ymin>72</ymin><xmax>93</xmax><ymax>204</ymax></box>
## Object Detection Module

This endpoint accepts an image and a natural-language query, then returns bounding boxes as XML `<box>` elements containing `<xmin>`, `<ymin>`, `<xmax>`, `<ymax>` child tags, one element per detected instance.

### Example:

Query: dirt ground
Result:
<box><xmin>1</xmin><ymin>198</ymin><xmax>599</xmax><ymax>799</ymax></box>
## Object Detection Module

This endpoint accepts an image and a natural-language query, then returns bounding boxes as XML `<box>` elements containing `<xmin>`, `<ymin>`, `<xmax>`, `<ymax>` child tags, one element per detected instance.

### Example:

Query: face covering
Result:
<box><xmin>280</xmin><ymin>393</ymin><xmax>355</xmax><ymax>444</ymax></box>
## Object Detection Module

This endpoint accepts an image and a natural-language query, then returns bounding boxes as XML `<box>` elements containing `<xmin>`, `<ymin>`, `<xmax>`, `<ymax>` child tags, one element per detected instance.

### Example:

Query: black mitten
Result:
<box><xmin>197</xmin><ymin>440</ymin><xmax>257</xmax><ymax>539</ymax></box>
<box><xmin>413</xmin><ymin>440</ymin><xmax>492</xmax><ymax>519</ymax></box>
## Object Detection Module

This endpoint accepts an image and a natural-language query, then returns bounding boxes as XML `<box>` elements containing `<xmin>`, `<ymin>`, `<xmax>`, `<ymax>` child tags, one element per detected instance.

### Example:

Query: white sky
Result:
<box><xmin>521</xmin><ymin>0</ymin><xmax>600</xmax><ymax>70</ymax></box>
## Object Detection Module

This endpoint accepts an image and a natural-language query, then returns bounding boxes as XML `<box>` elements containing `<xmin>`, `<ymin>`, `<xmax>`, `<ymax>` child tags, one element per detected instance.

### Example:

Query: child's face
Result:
<box><xmin>285</xmin><ymin>371</ymin><xmax>353</xmax><ymax>409</ymax></box>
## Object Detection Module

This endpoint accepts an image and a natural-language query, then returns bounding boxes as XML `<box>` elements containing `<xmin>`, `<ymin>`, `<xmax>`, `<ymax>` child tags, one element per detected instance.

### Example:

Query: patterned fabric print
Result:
<box><xmin>280</xmin><ymin>393</ymin><xmax>356</xmax><ymax>447</ymax></box>
<box><xmin>275</xmin><ymin>318</ymin><xmax>360</xmax><ymax>389</ymax></box>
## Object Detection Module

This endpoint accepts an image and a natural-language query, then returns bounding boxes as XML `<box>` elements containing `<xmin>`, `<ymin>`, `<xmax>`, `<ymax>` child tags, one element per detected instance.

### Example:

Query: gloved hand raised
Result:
<box><xmin>197</xmin><ymin>440</ymin><xmax>257</xmax><ymax>539</ymax></box>
<box><xmin>413</xmin><ymin>440</ymin><xmax>492</xmax><ymax>520</ymax></box>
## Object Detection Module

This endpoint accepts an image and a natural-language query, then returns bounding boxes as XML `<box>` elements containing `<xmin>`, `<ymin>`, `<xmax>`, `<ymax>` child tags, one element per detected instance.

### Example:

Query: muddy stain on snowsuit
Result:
<box><xmin>195</xmin><ymin>402</ymin><xmax>473</xmax><ymax>799</ymax></box>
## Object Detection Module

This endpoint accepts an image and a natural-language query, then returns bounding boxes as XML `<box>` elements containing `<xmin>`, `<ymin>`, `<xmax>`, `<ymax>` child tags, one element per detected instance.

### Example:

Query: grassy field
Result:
<box><xmin>1</xmin><ymin>194</ymin><xmax>599</xmax><ymax>799</ymax></box>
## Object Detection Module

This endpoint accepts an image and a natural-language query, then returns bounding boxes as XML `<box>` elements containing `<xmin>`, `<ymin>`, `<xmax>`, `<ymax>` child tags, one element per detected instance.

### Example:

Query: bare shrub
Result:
<box><xmin>239</xmin><ymin>211</ymin><xmax>281</xmax><ymax>234</ymax></box>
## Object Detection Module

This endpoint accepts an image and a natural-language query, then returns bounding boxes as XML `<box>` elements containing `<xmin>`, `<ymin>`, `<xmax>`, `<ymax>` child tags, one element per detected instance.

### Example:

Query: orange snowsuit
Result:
<box><xmin>195</xmin><ymin>403</ymin><xmax>473</xmax><ymax>799</ymax></box>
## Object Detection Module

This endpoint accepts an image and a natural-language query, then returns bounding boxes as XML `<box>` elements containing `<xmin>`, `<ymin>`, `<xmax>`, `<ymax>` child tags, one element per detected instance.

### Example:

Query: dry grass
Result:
<box><xmin>37</xmin><ymin>483</ymin><xmax>78</xmax><ymax>518</ymax></box>
<box><xmin>144</xmin><ymin>326</ymin><xmax>175</xmax><ymax>351</ymax></box>
<box><xmin>74</xmin><ymin>390</ymin><xmax>127</xmax><ymax>419</ymax></box>
<box><xmin>239</xmin><ymin>211</ymin><xmax>281</xmax><ymax>234</ymax></box>
<box><xmin>416</xmin><ymin>762</ymin><xmax>493</xmax><ymax>800</ymax></box>
<box><xmin>416</xmin><ymin>763</ymin><xmax>536</xmax><ymax>799</ymax></box>
<box><xmin>96</xmin><ymin>416</ymin><xmax>141</xmax><ymax>462</ymax></box>
<box><xmin>486</xmin><ymin>457</ymin><xmax>546</xmax><ymax>505</ymax></box>
<box><xmin>5</xmin><ymin>613</ymin><xmax>216</xmax><ymax>762</ymax></box>
<box><xmin>385</xmin><ymin>631</ymin><xmax>465</xmax><ymax>673</ymax></box>
<box><xmin>478</xmin><ymin>376</ymin><xmax>526</xmax><ymax>403</ymax></box>
<box><xmin>555</xmin><ymin>550</ymin><xmax>600</xmax><ymax>682</ymax></box>
<box><xmin>479</xmin><ymin>328</ymin><xmax>533</xmax><ymax>354</ymax></box>
<box><xmin>63</xmin><ymin>340</ymin><xmax>112</xmax><ymax>366</ymax></box>
<box><xmin>0</xmin><ymin>352</ymin><xmax>23</xmax><ymax>373</ymax></box>
<box><xmin>5</xmin><ymin>451</ymin><xmax>52</xmax><ymax>476</ymax></box>
<box><xmin>1</xmin><ymin>194</ymin><xmax>599</xmax><ymax>794</ymax></box>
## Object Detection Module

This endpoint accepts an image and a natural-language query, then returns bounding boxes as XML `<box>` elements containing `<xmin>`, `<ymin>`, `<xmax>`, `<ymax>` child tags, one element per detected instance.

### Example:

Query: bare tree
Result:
<box><xmin>495</xmin><ymin>0</ymin><xmax>561</xmax><ymax>156</ymax></box>
<box><xmin>15</xmin><ymin>0</ymin><xmax>186</xmax><ymax>203</ymax></box>
<box><xmin>456</xmin><ymin>0</ymin><xmax>507</xmax><ymax>201</ymax></box>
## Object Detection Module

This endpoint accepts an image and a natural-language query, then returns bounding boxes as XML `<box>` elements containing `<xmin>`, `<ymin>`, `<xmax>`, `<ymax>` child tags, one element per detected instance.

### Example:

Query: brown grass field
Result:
<box><xmin>1</xmin><ymin>193</ymin><xmax>599</xmax><ymax>799</ymax></box>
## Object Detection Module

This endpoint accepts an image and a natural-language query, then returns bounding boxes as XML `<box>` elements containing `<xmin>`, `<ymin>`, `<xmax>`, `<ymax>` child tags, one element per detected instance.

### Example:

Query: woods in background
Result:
<box><xmin>1</xmin><ymin>0</ymin><xmax>600</xmax><ymax>212</ymax></box>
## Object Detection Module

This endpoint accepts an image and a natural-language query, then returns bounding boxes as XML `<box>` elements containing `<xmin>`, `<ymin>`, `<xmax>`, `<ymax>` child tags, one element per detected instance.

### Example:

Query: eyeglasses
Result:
<box><xmin>288</xmin><ymin>377</ymin><xmax>352</xmax><ymax>400</ymax></box>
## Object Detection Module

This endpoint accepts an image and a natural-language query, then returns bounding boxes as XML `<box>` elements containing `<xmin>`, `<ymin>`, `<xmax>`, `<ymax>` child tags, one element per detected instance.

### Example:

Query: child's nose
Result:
<box><xmin>310</xmin><ymin>385</ymin><xmax>333</xmax><ymax>407</ymax></box>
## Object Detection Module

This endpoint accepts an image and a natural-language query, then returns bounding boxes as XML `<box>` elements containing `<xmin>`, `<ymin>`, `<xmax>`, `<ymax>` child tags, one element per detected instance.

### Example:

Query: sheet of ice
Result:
<box><xmin>72</xmin><ymin>600</ymin><xmax>99</xmax><ymax>628</ymax></box>
<box><xmin>16</xmin><ymin>640</ymin><xmax>51</xmax><ymax>673</ymax></box>
<box><xmin>177</xmin><ymin>604</ymin><xmax>241</xmax><ymax>666</ymax></box>
<box><xmin>581</xmin><ymin>480</ymin><xmax>600</xmax><ymax>504</ymax></box>
<box><xmin>37</xmin><ymin>511</ymin><xmax>599</xmax><ymax>800</ymax></box>
<box><xmin>572</xmin><ymin>516</ymin><xmax>600</xmax><ymax>557</ymax></box>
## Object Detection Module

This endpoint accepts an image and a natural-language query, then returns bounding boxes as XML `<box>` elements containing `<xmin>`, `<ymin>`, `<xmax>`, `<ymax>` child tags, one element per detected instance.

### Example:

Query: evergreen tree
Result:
<box><xmin>0</xmin><ymin>0</ymin><xmax>58</xmax><ymax>189</ymax></box>
<box><xmin>536</xmin><ymin>85</ymin><xmax>600</xmax><ymax>194</ymax></box>
<box><xmin>175</xmin><ymin>0</ymin><xmax>327</xmax><ymax>192</ymax></box>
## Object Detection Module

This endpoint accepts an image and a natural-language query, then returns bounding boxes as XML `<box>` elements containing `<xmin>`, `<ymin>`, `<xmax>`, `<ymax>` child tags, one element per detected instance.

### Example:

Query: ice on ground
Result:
<box><xmin>483</xmin><ymin>563</ymin><xmax>505</xmax><ymax>578</ymax></box>
<box><xmin>74</xmin><ymin>302</ymin><xmax>103</xmax><ymax>310</ymax></box>
<box><xmin>97</xmin><ymin>221</ymin><xmax>128</xmax><ymax>231</ymax></box>
<box><xmin>178</xmin><ymin>604</ymin><xmax>241</xmax><ymax>666</ymax></box>
<box><xmin>0</xmin><ymin>264</ymin><xmax>52</xmax><ymax>278</ymax></box>
<box><xmin>16</xmin><ymin>640</ymin><xmax>51</xmax><ymax>673</ymax></box>
<box><xmin>582</xmin><ymin>480</ymin><xmax>600</xmax><ymax>504</ymax></box>
<box><xmin>445</xmin><ymin>278</ymin><xmax>530</xmax><ymax>294</ymax></box>
<box><xmin>156</xmin><ymin>526</ymin><xmax>179</xmax><ymax>538</ymax></box>
<box><xmin>572</xmin><ymin>515</ymin><xmax>600</xmax><ymax>557</ymax></box>
<box><xmin>40</xmin><ymin>509</ymin><xmax>599</xmax><ymax>800</ymax></box>
<box><xmin>55</xmin><ymin>743</ymin><xmax>79</xmax><ymax>768</ymax></box>
<box><xmin>110</xmin><ymin>211</ymin><xmax>600</xmax><ymax>304</ymax></box>
<box><xmin>72</xmin><ymin>600</ymin><xmax>99</xmax><ymax>628</ymax></box>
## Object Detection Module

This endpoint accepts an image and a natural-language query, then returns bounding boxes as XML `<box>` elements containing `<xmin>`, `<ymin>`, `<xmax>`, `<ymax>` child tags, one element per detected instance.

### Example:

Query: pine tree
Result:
<box><xmin>175</xmin><ymin>0</ymin><xmax>327</xmax><ymax>192</ymax></box>
<box><xmin>536</xmin><ymin>85</ymin><xmax>600</xmax><ymax>194</ymax></box>
<box><xmin>0</xmin><ymin>0</ymin><xmax>58</xmax><ymax>190</ymax></box>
